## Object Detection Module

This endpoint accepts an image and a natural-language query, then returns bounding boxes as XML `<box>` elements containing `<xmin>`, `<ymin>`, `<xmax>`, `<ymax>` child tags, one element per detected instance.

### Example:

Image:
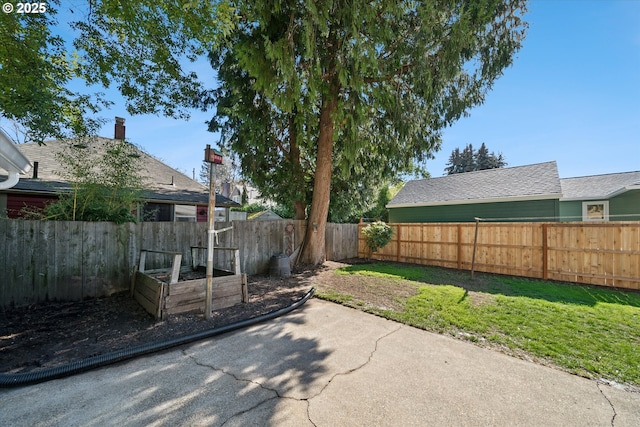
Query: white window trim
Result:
<box><xmin>582</xmin><ymin>200</ymin><xmax>609</xmax><ymax>222</ymax></box>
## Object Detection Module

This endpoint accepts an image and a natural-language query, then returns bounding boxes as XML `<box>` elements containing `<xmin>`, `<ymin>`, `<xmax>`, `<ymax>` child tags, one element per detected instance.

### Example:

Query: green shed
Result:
<box><xmin>388</xmin><ymin>162</ymin><xmax>640</xmax><ymax>223</ymax></box>
<box><xmin>559</xmin><ymin>171</ymin><xmax>640</xmax><ymax>222</ymax></box>
<box><xmin>388</xmin><ymin>162</ymin><xmax>562</xmax><ymax>223</ymax></box>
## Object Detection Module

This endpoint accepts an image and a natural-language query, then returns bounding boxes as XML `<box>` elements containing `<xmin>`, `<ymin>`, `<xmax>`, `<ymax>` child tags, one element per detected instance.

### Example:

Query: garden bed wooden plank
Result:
<box><xmin>165</xmin><ymin>291</ymin><xmax>206</xmax><ymax>307</ymax></box>
<box><xmin>135</xmin><ymin>277</ymin><xmax>162</xmax><ymax>302</ymax></box>
<box><xmin>212</xmin><ymin>294</ymin><xmax>242</xmax><ymax>310</ymax></box>
<box><xmin>166</xmin><ymin>280</ymin><xmax>204</xmax><ymax>296</ymax></box>
<box><xmin>132</xmin><ymin>271</ymin><xmax>163</xmax><ymax>319</ymax></box>
<box><xmin>164</xmin><ymin>301</ymin><xmax>203</xmax><ymax>316</ymax></box>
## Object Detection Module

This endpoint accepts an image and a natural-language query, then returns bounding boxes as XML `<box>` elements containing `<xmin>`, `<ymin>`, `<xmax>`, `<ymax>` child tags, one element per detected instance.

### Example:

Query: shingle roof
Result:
<box><xmin>2</xmin><ymin>138</ymin><xmax>239</xmax><ymax>207</ymax></box>
<box><xmin>0</xmin><ymin>174</ymin><xmax>236</xmax><ymax>206</ymax></box>
<box><xmin>560</xmin><ymin>171</ymin><xmax>640</xmax><ymax>200</ymax></box>
<box><xmin>388</xmin><ymin>161</ymin><xmax>562</xmax><ymax>207</ymax></box>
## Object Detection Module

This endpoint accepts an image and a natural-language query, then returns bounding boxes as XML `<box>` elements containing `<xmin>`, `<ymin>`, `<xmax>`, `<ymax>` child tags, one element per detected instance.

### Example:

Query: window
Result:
<box><xmin>175</xmin><ymin>204</ymin><xmax>196</xmax><ymax>222</ymax></box>
<box><xmin>582</xmin><ymin>201</ymin><xmax>609</xmax><ymax>222</ymax></box>
<box><xmin>143</xmin><ymin>203</ymin><xmax>173</xmax><ymax>221</ymax></box>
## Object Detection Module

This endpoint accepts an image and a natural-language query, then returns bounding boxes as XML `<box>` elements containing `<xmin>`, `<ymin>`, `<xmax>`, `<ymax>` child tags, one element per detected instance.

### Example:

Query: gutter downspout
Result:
<box><xmin>0</xmin><ymin>171</ymin><xmax>20</xmax><ymax>190</ymax></box>
<box><xmin>0</xmin><ymin>130</ymin><xmax>32</xmax><ymax>190</ymax></box>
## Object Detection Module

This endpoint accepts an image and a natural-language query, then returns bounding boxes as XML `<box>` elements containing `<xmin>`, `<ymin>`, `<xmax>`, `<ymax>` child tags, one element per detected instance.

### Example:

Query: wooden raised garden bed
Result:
<box><xmin>131</xmin><ymin>248</ymin><xmax>248</xmax><ymax>320</ymax></box>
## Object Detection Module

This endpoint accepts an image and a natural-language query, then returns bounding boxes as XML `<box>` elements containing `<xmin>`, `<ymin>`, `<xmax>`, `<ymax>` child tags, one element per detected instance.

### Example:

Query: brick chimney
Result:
<box><xmin>114</xmin><ymin>117</ymin><xmax>126</xmax><ymax>140</ymax></box>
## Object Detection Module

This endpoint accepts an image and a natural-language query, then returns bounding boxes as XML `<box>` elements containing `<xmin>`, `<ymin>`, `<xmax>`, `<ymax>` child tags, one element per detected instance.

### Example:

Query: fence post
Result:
<box><xmin>139</xmin><ymin>250</ymin><xmax>147</xmax><ymax>273</ymax></box>
<box><xmin>396</xmin><ymin>224</ymin><xmax>401</xmax><ymax>262</ymax></box>
<box><xmin>457</xmin><ymin>224</ymin><xmax>463</xmax><ymax>270</ymax></box>
<box><xmin>234</xmin><ymin>249</ymin><xmax>241</xmax><ymax>275</ymax></box>
<box><xmin>542</xmin><ymin>223</ymin><xmax>549</xmax><ymax>280</ymax></box>
<box><xmin>170</xmin><ymin>253</ymin><xmax>182</xmax><ymax>284</ymax></box>
<box><xmin>471</xmin><ymin>218</ymin><xmax>480</xmax><ymax>279</ymax></box>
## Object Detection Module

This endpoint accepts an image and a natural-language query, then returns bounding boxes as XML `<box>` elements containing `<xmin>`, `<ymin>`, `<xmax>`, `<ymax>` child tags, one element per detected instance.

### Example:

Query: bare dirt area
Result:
<box><xmin>311</xmin><ymin>263</ymin><xmax>421</xmax><ymax>311</ymax></box>
<box><xmin>0</xmin><ymin>267</ymin><xmax>323</xmax><ymax>374</ymax></box>
<box><xmin>0</xmin><ymin>259</ymin><xmax>446</xmax><ymax>375</ymax></box>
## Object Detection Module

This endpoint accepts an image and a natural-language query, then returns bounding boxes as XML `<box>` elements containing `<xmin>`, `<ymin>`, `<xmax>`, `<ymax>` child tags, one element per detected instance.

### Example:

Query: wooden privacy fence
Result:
<box><xmin>358</xmin><ymin>222</ymin><xmax>640</xmax><ymax>290</ymax></box>
<box><xmin>1</xmin><ymin>219</ymin><xmax>358</xmax><ymax>307</ymax></box>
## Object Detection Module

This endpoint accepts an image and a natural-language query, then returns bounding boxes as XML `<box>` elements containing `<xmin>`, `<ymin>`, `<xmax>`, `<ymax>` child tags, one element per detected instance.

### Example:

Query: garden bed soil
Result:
<box><xmin>1</xmin><ymin>264</ymin><xmax>332</xmax><ymax>374</ymax></box>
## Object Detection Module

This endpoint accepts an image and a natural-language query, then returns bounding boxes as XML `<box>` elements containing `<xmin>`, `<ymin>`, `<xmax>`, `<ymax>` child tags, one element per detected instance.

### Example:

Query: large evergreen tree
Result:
<box><xmin>445</xmin><ymin>143</ymin><xmax>507</xmax><ymax>175</ymax></box>
<box><xmin>208</xmin><ymin>0</ymin><xmax>528</xmax><ymax>264</ymax></box>
<box><xmin>205</xmin><ymin>3</ymin><xmax>431</xmax><ymax>223</ymax></box>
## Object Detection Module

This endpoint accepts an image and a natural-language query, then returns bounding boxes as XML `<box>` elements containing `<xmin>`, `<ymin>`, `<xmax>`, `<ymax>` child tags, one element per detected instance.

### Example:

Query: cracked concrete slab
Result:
<box><xmin>598</xmin><ymin>384</ymin><xmax>640</xmax><ymax>427</ymax></box>
<box><xmin>308</xmin><ymin>321</ymin><xmax>636</xmax><ymax>426</ymax></box>
<box><xmin>1</xmin><ymin>299</ymin><xmax>639</xmax><ymax>426</ymax></box>
<box><xmin>0</xmin><ymin>350</ymin><xmax>276</xmax><ymax>426</ymax></box>
<box><xmin>182</xmin><ymin>301</ymin><xmax>400</xmax><ymax>401</ymax></box>
<box><xmin>222</xmin><ymin>397</ymin><xmax>314</xmax><ymax>427</ymax></box>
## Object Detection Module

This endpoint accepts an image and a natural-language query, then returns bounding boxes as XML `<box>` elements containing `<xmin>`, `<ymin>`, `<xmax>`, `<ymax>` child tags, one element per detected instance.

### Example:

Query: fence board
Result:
<box><xmin>325</xmin><ymin>223</ymin><xmax>358</xmax><ymax>261</ymax></box>
<box><xmin>359</xmin><ymin>222</ymin><xmax>640</xmax><ymax>290</ymax></box>
<box><xmin>1</xmin><ymin>219</ymin><xmax>357</xmax><ymax>307</ymax></box>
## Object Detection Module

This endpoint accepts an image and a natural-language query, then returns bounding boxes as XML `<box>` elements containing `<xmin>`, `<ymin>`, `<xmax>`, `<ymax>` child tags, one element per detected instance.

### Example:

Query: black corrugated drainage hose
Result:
<box><xmin>0</xmin><ymin>288</ymin><xmax>315</xmax><ymax>388</ymax></box>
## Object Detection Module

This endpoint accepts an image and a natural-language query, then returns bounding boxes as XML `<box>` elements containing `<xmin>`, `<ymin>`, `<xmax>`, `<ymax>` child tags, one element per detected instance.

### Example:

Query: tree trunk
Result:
<box><xmin>299</xmin><ymin>85</ymin><xmax>338</xmax><ymax>265</ymax></box>
<box><xmin>293</xmin><ymin>200</ymin><xmax>306</xmax><ymax>220</ymax></box>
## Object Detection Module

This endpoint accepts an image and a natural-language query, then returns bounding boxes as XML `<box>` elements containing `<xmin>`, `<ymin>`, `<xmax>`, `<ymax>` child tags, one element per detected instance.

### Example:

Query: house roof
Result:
<box><xmin>560</xmin><ymin>171</ymin><xmax>640</xmax><ymax>200</ymax></box>
<box><xmin>247</xmin><ymin>210</ymin><xmax>282</xmax><ymax>220</ymax></box>
<box><xmin>1</xmin><ymin>138</ymin><xmax>239</xmax><ymax>207</ymax></box>
<box><xmin>388</xmin><ymin>161</ymin><xmax>562</xmax><ymax>208</ymax></box>
<box><xmin>222</xmin><ymin>181</ymin><xmax>273</xmax><ymax>206</ymax></box>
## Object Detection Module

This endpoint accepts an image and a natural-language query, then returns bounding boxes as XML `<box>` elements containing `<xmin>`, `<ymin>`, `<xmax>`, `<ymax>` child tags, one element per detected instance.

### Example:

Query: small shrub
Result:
<box><xmin>362</xmin><ymin>221</ymin><xmax>393</xmax><ymax>256</ymax></box>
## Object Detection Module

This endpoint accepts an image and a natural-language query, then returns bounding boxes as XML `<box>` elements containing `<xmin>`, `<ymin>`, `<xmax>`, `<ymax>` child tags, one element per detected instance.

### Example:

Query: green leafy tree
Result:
<box><xmin>2</xmin><ymin>1</ymin><xmax>235</xmax><ymax>140</ymax></box>
<box><xmin>71</xmin><ymin>1</ymin><xmax>235</xmax><ymax>121</ymax></box>
<box><xmin>43</xmin><ymin>137</ymin><xmax>145</xmax><ymax>223</ymax></box>
<box><xmin>375</xmin><ymin>187</ymin><xmax>392</xmax><ymax>223</ymax></box>
<box><xmin>271</xmin><ymin>203</ymin><xmax>295</xmax><ymax>219</ymax></box>
<box><xmin>208</xmin><ymin>0</ymin><xmax>528</xmax><ymax>263</ymax></box>
<box><xmin>0</xmin><ymin>1</ymin><xmax>107</xmax><ymax>141</ymax></box>
<box><xmin>234</xmin><ymin>202</ymin><xmax>266</xmax><ymax>214</ymax></box>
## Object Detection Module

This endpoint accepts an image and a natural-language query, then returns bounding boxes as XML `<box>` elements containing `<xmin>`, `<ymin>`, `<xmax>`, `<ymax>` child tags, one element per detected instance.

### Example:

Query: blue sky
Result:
<box><xmin>88</xmin><ymin>0</ymin><xmax>639</xmax><ymax>180</ymax></box>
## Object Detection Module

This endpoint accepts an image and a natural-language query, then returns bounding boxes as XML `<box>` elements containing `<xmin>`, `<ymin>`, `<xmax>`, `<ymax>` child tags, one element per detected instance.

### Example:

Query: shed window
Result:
<box><xmin>143</xmin><ymin>203</ymin><xmax>173</xmax><ymax>222</ymax></box>
<box><xmin>582</xmin><ymin>201</ymin><xmax>609</xmax><ymax>222</ymax></box>
<box><xmin>175</xmin><ymin>204</ymin><xmax>196</xmax><ymax>222</ymax></box>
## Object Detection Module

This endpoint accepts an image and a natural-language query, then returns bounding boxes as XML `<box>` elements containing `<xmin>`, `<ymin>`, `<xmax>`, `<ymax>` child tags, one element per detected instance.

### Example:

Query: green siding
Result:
<box><xmin>610</xmin><ymin>190</ymin><xmax>640</xmax><ymax>221</ymax></box>
<box><xmin>389</xmin><ymin>199</ymin><xmax>560</xmax><ymax>223</ymax></box>
<box><xmin>559</xmin><ymin>201</ymin><xmax>582</xmax><ymax>222</ymax></box>
<box><xmin>559</xmin><ymin>190</ymin><xmax>640</xmax><ymax>222</ymax></box>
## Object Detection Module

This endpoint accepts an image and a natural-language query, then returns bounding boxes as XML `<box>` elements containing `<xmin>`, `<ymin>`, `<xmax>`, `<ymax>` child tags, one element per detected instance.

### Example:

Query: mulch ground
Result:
<box><xmin>0</xmin><ymin>264</ymin><xmax>335</xmax><ymax>374</ymax></box>
<box><xmin>1</xmin><ymin>259</ymin><xmax>428</xmax><ymax>375</ymax></box>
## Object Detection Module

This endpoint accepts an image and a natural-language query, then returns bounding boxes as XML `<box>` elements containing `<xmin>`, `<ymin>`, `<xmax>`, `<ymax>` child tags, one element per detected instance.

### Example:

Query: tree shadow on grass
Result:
<box><xmin>337</xmin><ymin>261</ymin><xmax>640</xmax><ymax>309</ymax></box>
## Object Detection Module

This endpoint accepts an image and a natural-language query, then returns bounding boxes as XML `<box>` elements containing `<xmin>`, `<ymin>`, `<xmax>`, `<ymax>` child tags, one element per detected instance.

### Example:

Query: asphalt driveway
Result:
<box><xmin>2</xmin><ymin>299</ymin><xmax>639</xmax><ymax>426</ymax></box>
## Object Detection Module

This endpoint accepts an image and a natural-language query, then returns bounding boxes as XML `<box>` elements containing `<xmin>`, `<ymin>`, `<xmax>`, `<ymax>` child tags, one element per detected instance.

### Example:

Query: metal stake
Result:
<box><xmin>205</xmin><ymin>162</ymin><xmax>215</xmax><ymax>319</ymax></box>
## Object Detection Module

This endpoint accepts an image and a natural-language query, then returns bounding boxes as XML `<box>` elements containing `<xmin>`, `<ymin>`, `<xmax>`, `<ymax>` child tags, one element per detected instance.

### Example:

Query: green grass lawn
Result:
<box><xmin>317</xmin><ymin>262</ymin><xmax>640</xmax><ymax>388</ymax></box>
